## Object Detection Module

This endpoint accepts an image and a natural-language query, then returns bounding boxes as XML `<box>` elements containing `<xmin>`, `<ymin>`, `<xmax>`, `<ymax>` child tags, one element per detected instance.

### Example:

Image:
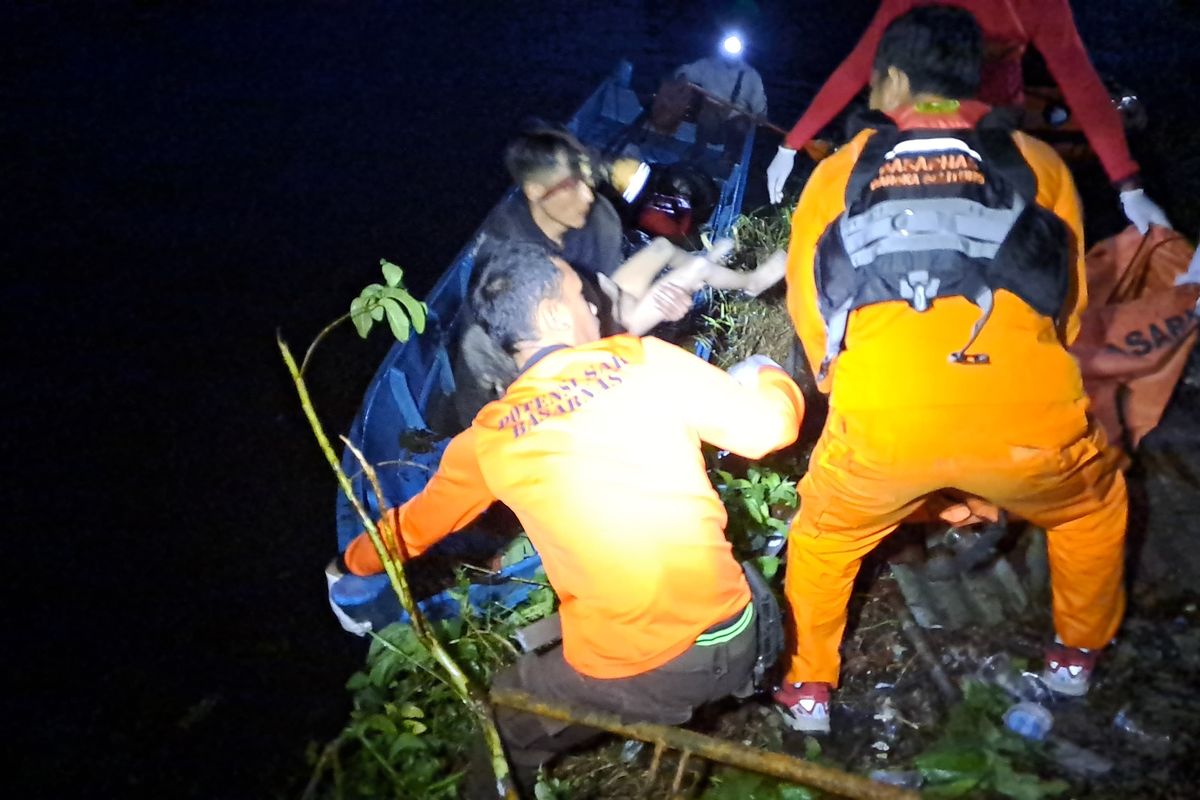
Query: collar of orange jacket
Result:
<box><xmin>886</xmin><ymin>99</ymin><xmax>992</xmax><ymax>131</ymax></box>
<box><xmin>474</xmin><ymin>334</ymin><xmax>648</xmax><ymax>431</ymax></box>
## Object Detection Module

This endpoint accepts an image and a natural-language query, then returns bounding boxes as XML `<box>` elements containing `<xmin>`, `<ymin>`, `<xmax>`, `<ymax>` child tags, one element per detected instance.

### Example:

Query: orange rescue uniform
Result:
<box><xmin>783</xmin><ymin>102</ymin><xmax>1127</xmax><ymax>686</ymax></box>
<box><xmin>345</xmin><ymin>334</ymin><xmax>805</xmax><ymax>679</ymax></box>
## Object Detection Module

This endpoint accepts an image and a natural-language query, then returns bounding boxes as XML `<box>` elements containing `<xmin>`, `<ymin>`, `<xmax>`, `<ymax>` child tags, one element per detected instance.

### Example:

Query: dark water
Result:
<box><xmin>5</xmin><ymin>2</ymin><xmax>1199</xmax><ymax>797</ymax></box>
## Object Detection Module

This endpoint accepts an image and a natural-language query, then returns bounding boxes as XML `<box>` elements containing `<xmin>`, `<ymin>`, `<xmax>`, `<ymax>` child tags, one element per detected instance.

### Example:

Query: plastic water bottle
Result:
<box><xmin>1113</xmin><ymin>706</ymin><xmax>1172</xmax><ymax>756</ymax></box>
<box><xmin>977</xmin><ymin>653</ymin><xmax>1051</xmax><ymax>703</ymax></box>
<box><xmin>619</xmin><ymin>740</ymin><xmax>645</xmax><ymax>763</ymax></box>
<box><xmin>869</xmin><ymin>769</ymin><xmax>923</xmax><ymax>789</ymax></box>
<box><xmin>1047</xmin><ymin>737</ymin><xmax>1112</xmax><ymax>777</ymax></box>
<box><xmin>1003</xmin><ymin>701</ymin><xmax>1053</xmax><ymax>741</ymax></box>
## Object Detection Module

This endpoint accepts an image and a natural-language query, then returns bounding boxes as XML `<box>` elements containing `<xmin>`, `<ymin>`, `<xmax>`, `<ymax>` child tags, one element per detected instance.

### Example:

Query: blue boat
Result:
<box><xmin>331</xmin><ymin>62</ymin><xmax>756</xmax><ymax>632</ymax></box>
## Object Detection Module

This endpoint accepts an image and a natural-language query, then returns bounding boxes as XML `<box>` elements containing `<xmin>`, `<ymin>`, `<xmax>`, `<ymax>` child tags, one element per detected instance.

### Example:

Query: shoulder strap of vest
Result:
<box><xmin>844</xmin><ymin>121</ymin><xmax>902</xmax><ymax>203</ymax></box>
<box><xmin>974</xmin><ymin>108</ymin><xmax>1036</xmax><ymax>202</ymax></box>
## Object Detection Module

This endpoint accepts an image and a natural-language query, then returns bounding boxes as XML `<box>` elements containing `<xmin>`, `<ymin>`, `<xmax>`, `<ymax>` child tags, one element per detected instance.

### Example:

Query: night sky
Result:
<box><xmin>6</xmin><ymin>2</ymin><xmax>1200</xmax><ymax>797</ymax></box>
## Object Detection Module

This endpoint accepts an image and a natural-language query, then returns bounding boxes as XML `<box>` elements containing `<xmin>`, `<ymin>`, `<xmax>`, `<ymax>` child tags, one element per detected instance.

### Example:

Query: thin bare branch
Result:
<box><xmin>301</xmin><ymin>312</ymin><xmax>352</xmax><ymax>377</ymax></box>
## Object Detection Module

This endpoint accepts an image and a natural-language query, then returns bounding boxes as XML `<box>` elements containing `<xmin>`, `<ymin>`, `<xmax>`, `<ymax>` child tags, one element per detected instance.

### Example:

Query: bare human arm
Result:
<box><xmin>605</xmin><ymin>240</ymin><xmax>786</xmax><ymax>334</ymax></box>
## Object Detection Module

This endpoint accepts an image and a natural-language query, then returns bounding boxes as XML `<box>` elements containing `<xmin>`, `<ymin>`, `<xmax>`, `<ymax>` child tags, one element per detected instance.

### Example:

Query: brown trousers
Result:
<box><xmin>492</xmin><ymin>605</ymin><xmax>758</xmax><ymax>770</ymax></box>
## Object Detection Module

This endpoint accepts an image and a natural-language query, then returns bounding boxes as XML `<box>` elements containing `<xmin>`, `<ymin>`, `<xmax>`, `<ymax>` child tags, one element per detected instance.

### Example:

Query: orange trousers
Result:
<box><xmin>783</xmin><ymin>403</ymin><xmax>1127</xmax><ymax>686</ymax></box>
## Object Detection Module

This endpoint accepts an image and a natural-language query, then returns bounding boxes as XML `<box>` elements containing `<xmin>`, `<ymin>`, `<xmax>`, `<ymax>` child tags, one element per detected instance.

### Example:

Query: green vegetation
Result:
<box><xmin>730</xmin><ymin>204</ymin><xmax>793</xmax><ymax>267</ymax></box>
<box><xmin>700</xmin><ymin>770</ymin><xmax>816</xmax><ymax>800</ymax></box>
<box><xmin>700</xmin><ymin>737</ymin><xmax>823</xmax><ymax>800</ymax></box>
<box><xmin>305</xmin><ymin>580</ymin><xmax>557</xmax><ymax>799</ymax></box>
<box><xmin>914</xmin><ymin>683</ymin><xmax>1067</xmax><ymax>799</ymax></box>
<box><xmin>285</xmin><ymin>259</ymin><xmax>519</xmax><ymax>798</ymax></box>
<box><xmin>700</xmin><ymin>291</ymin><xmax>797</xmax><ymax>369</ymax></box>
<box><xmin>698</xmin><ymin>208</ymin><xmax>800</xmax><ymax>370</ymax></box>
<box><xmin>349</xmin><ymin>259</ymin><xmax>427</xmax><ymax>341</ymax></box>
<box><xmin>712</xmin><ymin>464</ymin><xmax>797</xmax><ymax>580</ymax></box>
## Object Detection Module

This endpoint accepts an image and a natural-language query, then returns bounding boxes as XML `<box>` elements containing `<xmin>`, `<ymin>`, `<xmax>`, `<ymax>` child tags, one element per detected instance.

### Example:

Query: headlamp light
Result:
<box><xmin>580</xmin><ymin>153</ymin><xmax>652</xmax><ymax>204</ymax></box>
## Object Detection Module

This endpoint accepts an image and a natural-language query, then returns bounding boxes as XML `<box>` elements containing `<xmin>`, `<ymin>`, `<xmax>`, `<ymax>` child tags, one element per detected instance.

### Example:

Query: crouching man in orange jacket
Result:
<box><xmin>341</xmin><ymin>241</ymin><xmax>806</xmax><ymax>780</ymax></box>
<box><xmin>776</xmin><ymin>7</ymin><xmax>1127</xmax><ymax>733</ymax></box>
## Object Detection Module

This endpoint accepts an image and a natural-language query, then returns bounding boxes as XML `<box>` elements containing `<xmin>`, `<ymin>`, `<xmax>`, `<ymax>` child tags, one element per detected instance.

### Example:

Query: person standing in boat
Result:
<box><xmin>675</xmin><ymin>31</ymin><xmax>768</xmax><ymax>159</ymax></box>
<box><xmin>764</xmin><ymin>0</ymin><xmax>1172</xmax><ymax>236</ymax></box>
<box><xmin>454</xmin><ymin>126</ymin><xmax>785</xmax><ymax>423</ymax></box>
<box><xmin>341</xmin><ymin>242</ymin><xmax>805</xmax><ymax>789</ymax></box>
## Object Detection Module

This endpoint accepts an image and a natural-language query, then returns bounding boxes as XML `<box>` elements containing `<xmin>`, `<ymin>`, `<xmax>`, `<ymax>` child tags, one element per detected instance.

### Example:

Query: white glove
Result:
<box><xmin>727</xmin><ymin>354</ymin><xmax>783</xmax><ymax>387</ymax></box>
<box><xmin>766</xmin><ymin>146</ymin><xmax>797</xmax><ymax>205</ymax></box>
<box><xmin>325</xmin><ymin>558</ymin><xmax>373</xmax><ymax>636</ymax></box>
<box><xmin>1120</xmin><ymin>189</ymin><xmax>1172</xmax><ymax>234</ymax></box>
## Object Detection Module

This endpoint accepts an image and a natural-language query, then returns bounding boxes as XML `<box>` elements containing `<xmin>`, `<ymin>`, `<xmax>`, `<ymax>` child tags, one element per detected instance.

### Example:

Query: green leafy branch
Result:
<box><xmin>711</xmin><ymin>465</ymin><xmax>797</xmax><ymax>583</ymax></box>
<box><xmin>300</xmin><ymin>259</ymin><xmax>427</xmax><ymax>376</ymax></box>
<box><xmin>714</xmin><ymin>465</ymin><xmax>797</xmax><ymax>539</ymax></box>
<box><xmin>350</xmin><ymin>259</ymin><xmax>427</xmax><ymax>341</ymax></box>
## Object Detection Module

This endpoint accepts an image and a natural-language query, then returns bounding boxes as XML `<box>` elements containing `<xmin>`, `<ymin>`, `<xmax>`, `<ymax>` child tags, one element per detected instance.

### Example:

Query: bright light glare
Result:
<box><xmin>622</xmin><ymin>162</ymin><xmax>651</xmax><ymax>203</ymax></box>
<box><xmin>721</xmin><ymin>35</ymin><xmax>743</xmax><ymax>55</ymax></box>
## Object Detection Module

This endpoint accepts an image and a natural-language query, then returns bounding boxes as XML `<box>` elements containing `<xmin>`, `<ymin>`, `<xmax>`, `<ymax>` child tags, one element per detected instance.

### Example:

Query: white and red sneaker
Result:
<box><xmin>1042</xmin><ymin>643</ymin><xmax>1097</xmax><ymax>697</ymax></box>
<box><xmin>774</xmin><ymin>681</ymin><xmax>832</xmax><ymax>733</ymax></box>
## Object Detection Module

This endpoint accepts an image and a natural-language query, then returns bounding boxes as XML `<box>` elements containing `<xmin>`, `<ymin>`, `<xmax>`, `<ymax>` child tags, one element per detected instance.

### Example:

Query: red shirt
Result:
<box><xmin>783</xmin><ymin>0</ymin><xmax>1138</xmax><ymax>183</ymax></box>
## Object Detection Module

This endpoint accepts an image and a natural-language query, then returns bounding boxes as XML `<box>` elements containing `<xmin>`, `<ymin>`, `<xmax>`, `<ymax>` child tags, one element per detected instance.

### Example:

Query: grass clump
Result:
<box><xmin>730</xmin><ymin>204</ymin><xmax>793</xmax><ymax>269</ymax></box>
<box><xmin>701</xmin><ymin>291</ymin><xmax>797</xmax><ymax>369</ymax></box>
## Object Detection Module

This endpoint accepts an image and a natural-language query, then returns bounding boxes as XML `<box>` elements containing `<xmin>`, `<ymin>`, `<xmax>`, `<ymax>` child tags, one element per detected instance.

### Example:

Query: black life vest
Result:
<box><xmin>813</xmin><ymin>111</ymin><xmax>1071</xmax><ymax>379</ymax></box>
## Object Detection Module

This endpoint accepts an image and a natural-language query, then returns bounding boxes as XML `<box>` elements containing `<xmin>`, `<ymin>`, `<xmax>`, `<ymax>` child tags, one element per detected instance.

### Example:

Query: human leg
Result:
<box><xmin>691</xmin><ymin>250</ymin><xmax>786</xmax><ymax>296</ymax></box>
<box><xmin>489</xmin><ymin>650</ymin><xmax>606</xmax><ymax>772</ymax></box>
<box><xmin>781</xmin><ymin>418</ymin><xmax>927</xmax><ymax>687</ymax></box>
<box><xmin>964</xmin><ymin>418</ymin><xmax>1128</xmax><ymax>695</ymax></box>
<box><xmin>608</xmin><ymin>237</ymin><xmax>676</xmax><ymax>299</ymax></box>
<box><xmin>782</xmin><ymin>493</ymin><xmax>917</xmax><ymax>687</ymax></box>
<box><xmin>490</xmin><ymin>606</ymin><xmax>757</xmax><ymax>770</ymax></box>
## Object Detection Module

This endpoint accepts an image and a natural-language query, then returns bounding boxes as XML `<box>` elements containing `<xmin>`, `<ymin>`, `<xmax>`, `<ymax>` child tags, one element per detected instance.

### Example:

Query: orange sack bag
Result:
<box><xmin>1071</xmin><ymin>225</ymin><xmax>1200</xmax><ymax>454</ymax></box>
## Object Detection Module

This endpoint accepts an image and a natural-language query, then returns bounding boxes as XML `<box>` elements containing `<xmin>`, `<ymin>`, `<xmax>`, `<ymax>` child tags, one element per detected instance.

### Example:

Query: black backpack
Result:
<box><xmin>813</xmin><ymin>111</ymin><xmax>1071</xmax><ymax>380</ymax></box>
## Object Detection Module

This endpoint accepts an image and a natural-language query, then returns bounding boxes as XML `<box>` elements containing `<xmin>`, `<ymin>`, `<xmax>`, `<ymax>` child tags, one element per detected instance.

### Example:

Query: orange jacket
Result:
<box><xmin>785</xmin><ymin>101</ymin><xmax>1088</xmax><ymax>420</ymax></box>
<box><xmin>345</xmin><ymin>335</ymin><xmax>805</xmax><ymax>678</ymax></box>
<box><xmin>782</xmin><ymin>0</ymin><xmax>1139</xmax><ymax>183</ymax></box>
